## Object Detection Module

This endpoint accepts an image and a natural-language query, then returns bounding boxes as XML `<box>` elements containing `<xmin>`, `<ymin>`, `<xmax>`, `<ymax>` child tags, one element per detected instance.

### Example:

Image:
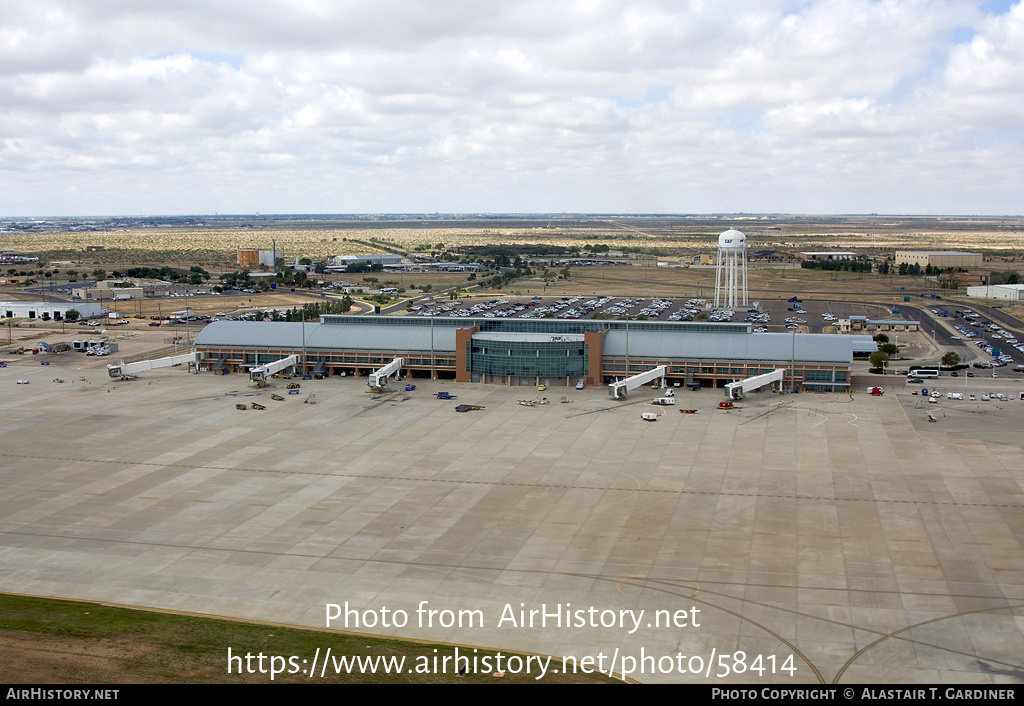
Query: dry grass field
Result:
<box><xmin>2</xmin><ymin>214</ymin><xmax>1021</xmax><ymax>322</ymax></box>
<box><xmin>4</xmin><ymin>214</ymin><xmax>1023</xmax><ymax>267</ymax></box>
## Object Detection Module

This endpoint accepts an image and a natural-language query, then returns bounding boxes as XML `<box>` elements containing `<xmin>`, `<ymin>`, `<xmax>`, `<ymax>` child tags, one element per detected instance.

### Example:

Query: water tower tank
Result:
<box><xmin>718</xmin><ymin>229</ymin><xmax>746</xmax><ymax>250</ymax></box>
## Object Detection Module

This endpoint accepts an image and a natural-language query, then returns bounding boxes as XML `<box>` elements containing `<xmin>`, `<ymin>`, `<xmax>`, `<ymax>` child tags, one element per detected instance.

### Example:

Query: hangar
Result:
<box><xmin>194</xmin><ymin>315</ymin><xmax>854</xmax><ymax>392</ymax></box>
<box><xmin>1</xmin><ymin>300</ymin><xmax>106</xmax><ymax>320</ymax></box>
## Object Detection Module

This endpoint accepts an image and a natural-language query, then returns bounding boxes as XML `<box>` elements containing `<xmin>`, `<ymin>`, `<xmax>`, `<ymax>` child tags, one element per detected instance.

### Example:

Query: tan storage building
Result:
<box><xmin>895</xmin><ymin>251</ymin><xmax>983</xmax><ymax>269</ymax></box>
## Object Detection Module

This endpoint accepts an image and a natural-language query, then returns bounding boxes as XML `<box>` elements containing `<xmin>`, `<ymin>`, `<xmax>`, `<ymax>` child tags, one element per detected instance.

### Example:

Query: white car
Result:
<box><xmin>16</xmin><ymin>379</ymin><xmax>29</xmax><ymax>384</ymax></box>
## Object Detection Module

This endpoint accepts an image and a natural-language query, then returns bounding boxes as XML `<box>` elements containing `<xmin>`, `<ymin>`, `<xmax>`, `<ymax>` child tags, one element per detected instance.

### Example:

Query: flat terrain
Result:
<box><xmin>5</xmin><ymin>214</ymin><xmax>1024</xmax><ymax>264</ymax></box>
<box><xmin>2</xmin><ymin>349</ymin><xmax>1023</xmax><ymax>684</ymax></box>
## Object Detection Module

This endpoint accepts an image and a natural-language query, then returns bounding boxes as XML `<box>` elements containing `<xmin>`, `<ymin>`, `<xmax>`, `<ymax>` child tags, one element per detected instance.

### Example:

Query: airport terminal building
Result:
<box><xmin>194</xmin><ymin>316</ymin><xmax>855</xmax><ymax>392</ymax></box>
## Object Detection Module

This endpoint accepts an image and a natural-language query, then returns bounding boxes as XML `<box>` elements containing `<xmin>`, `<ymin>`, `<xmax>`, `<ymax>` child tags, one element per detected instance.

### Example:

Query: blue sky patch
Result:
<box><xmin>192</xmin><ymin>52</ymin><xmax>243</xmax><ymax>68</ymax></box>
<box><xmin>949</xmin><ymin>25</ymin><xmax>976</xmax><ymax>44</ymax></box>
<box><xmin>981</xmin><ymin>0</ymin><xmax>1017</xmax><ymax>14</ymax></box>
<box><xmin>731</xmin><ymin>110</ymin><xmax>764</xmax><ymax>131</ymax></box>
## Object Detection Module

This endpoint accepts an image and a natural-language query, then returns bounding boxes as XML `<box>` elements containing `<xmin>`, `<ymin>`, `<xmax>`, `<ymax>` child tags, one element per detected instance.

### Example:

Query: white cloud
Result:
<box><xmin>0</xmin><ymin>0</ymin><xmax>1022</xmax><ymax>215</ymax></box>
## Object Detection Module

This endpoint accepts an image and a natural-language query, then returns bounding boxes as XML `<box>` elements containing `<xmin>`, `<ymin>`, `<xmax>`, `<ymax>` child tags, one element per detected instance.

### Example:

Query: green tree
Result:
<box><xmin>64</xmin><ymin>309</ymin><xmax>80</xmax><ymax>322</ymax></box>
<box><xmin>941</xmin><ymin>352</ymin><xmax>961</xmax><ymax>368</ymax></box>
<box><xmin>880</xmin><ymin>343</ymin><xmax>898</xmax><ymax>356</ymax></box>
<box><xmin>869</xmin><ymin>351</ymin><xmax>889</xmax><ymax>372</ymax></box>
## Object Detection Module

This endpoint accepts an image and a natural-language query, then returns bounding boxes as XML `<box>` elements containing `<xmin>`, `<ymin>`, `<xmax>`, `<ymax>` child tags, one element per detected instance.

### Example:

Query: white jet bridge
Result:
<box><xmin>249</xmin><ymin>354</ymin><xmax>301</xmax><ymax>384</ymax></box>
<box><xmin>369</xmin><ymin>357</ymin><xmax>405</xmax><ymax>388</ymax></box>
<box><xmin>724</xmin><ymin>369</ymin><xmax>786</xmax><ymax>400</ymax></box>
<box><xmin>107</xmin><ymin>351</ymin><xmax>202</xmax><ymax>379</ymax></box>
<box><xmin>608</xmin><ymin>365</ymin><xmax>667</xmax><ymax>399</ymax></box>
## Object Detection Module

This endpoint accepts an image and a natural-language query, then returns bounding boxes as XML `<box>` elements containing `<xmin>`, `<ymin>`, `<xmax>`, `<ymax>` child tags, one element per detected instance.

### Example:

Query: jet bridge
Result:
<box><xmin>724</xmin><ymin>369</ymin><xmax>786</xmax><ymax>400</ymax></box>
<box><xmin>249</xmin><ymin>354</ymin><xmax>301</xmax><ymax>384</ymax></box>
<box><xmin>608</xmin><ymin>366</ymin><xmax>667</xmax><ymax>399</ymax></box>
<box><xmin>107</xmin><ymin>351</ymin><xmax>202</xmax><ymax>379</ymax></box>
<box><xmin>369</xmin><ymin>357</ymin><xmax>404</xmax><ymax>388</ymax></box>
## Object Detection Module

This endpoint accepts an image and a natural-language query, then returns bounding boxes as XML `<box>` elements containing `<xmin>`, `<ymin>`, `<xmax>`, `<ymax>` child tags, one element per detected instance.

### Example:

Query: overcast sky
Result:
<box><xmin>1</xmin><ymin>0</ymin><xmax>1022</xmax><ymax>217</ymax></box>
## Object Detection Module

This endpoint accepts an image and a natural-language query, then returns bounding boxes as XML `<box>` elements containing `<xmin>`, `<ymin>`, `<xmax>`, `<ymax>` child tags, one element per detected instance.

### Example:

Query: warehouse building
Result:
<box><xmin>327</xmin><ymin>254</ymin><xmax>403</xmax><ymax>271</ymax></box>
<box><xmin>966</xmin><ymin>284</ymin><xmax>1024</xmax><ymax>302</ymax></box>
<box><xmin>194</xmin><ymin>316</ymin><xmax>855</xmax><ymax>392</ymax></box>
<box><xmin>1</xmin><ymin>301</ymin><xmax>106</xmax><ymax>320</ymax></box>
<box><xmin>895</xmin><ymin>251</ymin><xmax>983</xmax><ymax>270</ymax></box>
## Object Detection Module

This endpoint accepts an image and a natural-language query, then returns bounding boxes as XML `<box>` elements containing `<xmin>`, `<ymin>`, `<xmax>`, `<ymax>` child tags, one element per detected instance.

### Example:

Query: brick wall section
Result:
<box><xmin>454</xmin><ymin>326</ymin><xmax>480</xmax><ymax>383</ymax></box>
<box><xmin>583</xmin><ymin>329</ymin><xmax>607</xmax><ymax>387</ymax></box>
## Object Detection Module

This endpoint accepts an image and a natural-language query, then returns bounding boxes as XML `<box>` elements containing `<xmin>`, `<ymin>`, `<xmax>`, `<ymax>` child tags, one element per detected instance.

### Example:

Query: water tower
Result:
<box><xmin>714</xmin><ymin>228</ymin><xmax>748</xmax><ymax>309</ymax></box>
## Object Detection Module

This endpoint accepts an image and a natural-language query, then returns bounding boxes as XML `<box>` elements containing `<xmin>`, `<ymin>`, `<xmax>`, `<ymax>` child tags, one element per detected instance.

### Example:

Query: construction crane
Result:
<box><xmin>608</xmin><ymin>366</ymin><xmax>667</xmax><ymax>399</ymax></box>
<box><xmin>369</xmin><ymin>357</ymin><xmax>404</xmax><ymax>389</ymax></box>
<box><xmin>249</xmin><ymin>355</ymin><xmax>301</xmax><ymax>384</ymax></box>
<box><xmin>107</xmin><ymin>352</ymin><xmax>202</xmax><ymax>379</ymax></box>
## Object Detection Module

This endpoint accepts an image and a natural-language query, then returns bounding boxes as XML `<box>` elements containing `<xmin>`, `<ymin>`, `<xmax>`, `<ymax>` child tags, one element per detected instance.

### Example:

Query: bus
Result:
<box><xmin>907</xmin><ymin>369</ymin><xmax>940</xmax><ymax>379</ymax></box>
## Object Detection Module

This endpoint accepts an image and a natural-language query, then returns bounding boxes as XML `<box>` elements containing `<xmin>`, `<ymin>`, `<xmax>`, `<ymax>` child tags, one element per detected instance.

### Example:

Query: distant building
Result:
<box><xmin>895</xmin><ymin>251</ymin><xmax>982</xmax><ymax>269</ymax></box>
<box><xmin>1</xmin><ymin>301</ymin><xmax>106</xmax><ymax>320</ymax></box>
<box><xmin>966</xmin><ymin>284</ymin><xmax>1024</xmax><ymax>302</ymax></box>
<box><xmin>73</xmin><ymin>281</ymin><xmax>144</xmax><ymax>300</ymax></box>
<box><xmin>846</xmin><ymin>316</ymin><xmax>920</xmax><ymax>332</ymax></box>
<box><xmin>237</xmin><ymin>249</ymin><xmax>260</xmax><ymax>267</ymax></box>
<box><xmin>328</xmin><ymin>254</ymin><xmax>403</xmax><ymax>268</ymax></box>
<box><xmin>237</xmin><ymin>249</ymin><xmax>278</xmax><ymax>267</ymax></box>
